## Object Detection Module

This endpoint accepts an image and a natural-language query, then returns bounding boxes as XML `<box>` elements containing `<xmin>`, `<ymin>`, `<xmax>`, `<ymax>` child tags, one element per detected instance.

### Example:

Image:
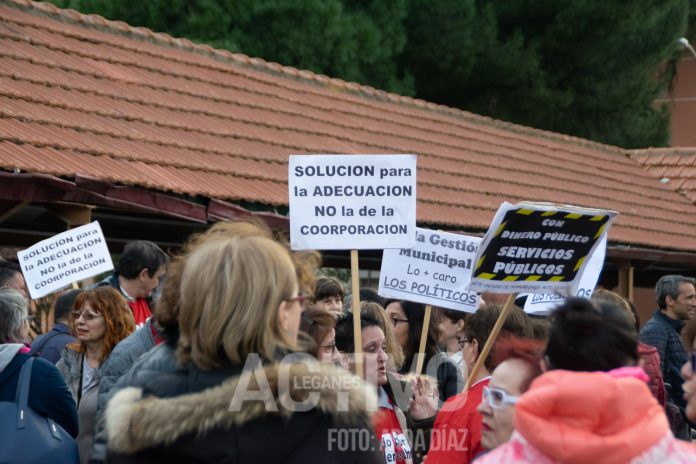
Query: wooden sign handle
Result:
<box><xmin>350</xmin><ymin>249</ymin><xmax>363</xmax><ymax>379</ymax></box>
<box><xmin>415</xmin><ymin>304</ymin><xmax>432</xmax><ymax>375</ymax></box>
<box><xmin>465</xmin><ymin>293</ymin><xmax>517</xmax><ymax>389</ymax></box>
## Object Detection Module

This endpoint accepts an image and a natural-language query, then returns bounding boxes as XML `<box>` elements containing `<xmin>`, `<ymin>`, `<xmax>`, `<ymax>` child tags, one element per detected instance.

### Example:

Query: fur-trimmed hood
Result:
<box><xmin>106</xmin><ymin>360</ymin><xmax>378</xmax><ymax>457</ymax></box>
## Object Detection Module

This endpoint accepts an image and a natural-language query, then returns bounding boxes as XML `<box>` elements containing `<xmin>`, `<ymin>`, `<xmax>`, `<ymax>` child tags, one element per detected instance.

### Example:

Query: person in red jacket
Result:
<box><xmin>426</xmin><ymin>304</ymin><xmax>531</xmax><ymax>464</ymax></box>
<box><xmin>335</xmin><ymin>311</ymin><xmax>439</xmax><ymax>464</ymax></box>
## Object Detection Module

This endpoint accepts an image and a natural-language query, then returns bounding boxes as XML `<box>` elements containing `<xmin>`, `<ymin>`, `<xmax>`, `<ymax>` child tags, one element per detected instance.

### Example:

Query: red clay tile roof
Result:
<box><xmin>630</xmin><ymin>148</ymin><xmax>696</xmax><ymax>204</ymax></box>
<box><xmin>1</xmin><ymin>0</ymin><xmax>696</xmax><ymax>252</ymax></box>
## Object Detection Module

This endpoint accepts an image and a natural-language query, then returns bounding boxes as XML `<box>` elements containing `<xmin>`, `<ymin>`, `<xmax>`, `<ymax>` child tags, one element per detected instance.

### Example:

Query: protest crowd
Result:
<box><xmin>3</xmin><ymin>217</ymin><xmax>696</xmax><ymax>464</ymax></box>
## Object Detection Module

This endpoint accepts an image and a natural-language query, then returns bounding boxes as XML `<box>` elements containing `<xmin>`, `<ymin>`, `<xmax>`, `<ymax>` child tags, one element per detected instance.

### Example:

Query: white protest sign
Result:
<box><xmin>18</xmin><ymin>222</ymin><xmax>114</xmax><ymax>299</ymax></box>
<box><xmin>289</xmin><ymin>154</ymin><xmax>417</xmax><ymax>250</ymax></box>
<box><xmin>469</xmin><ymin>202</ymin><xmax>617</xmax><ymax>295</ymax></box>
<box><xmin>379</xmin><ymin>228</ymin><xmax>481</xmax><ymax>312</ymax></box>
<box><xmin>522</xmin><ymin>234</ymin><xmax>607</xmax><ymax>315</ymax></box>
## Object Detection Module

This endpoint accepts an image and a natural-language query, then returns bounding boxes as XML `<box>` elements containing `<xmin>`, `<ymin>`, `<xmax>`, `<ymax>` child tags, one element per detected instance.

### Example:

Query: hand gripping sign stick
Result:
<box><xmin>464</xmin><ymin>293</ymin><xmax>516</xmax><ymax>390</ymax></box>
<box><xmin>351</xmin><ymin>250</ymin><xmax>363</xmax><ymax>379</ymax></box>
<box><xmin>414</xmin><ymin>304</ymin><xmax>432</xmax><ymax>375</ymax></box>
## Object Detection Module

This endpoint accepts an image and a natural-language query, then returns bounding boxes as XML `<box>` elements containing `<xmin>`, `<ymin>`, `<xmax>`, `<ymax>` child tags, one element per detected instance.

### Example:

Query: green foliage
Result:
<box><xmin>52</xmin><ymin>0</ymin><xmax>692</xmax><ymax>148</ymax></box>
<box><xmin>402</xmin><ymin>0</ymin><xmax>689</xmax><ymax>148</ymax></box>
<box><xmin>53</xmin><ymin>0</ymin><xmax>413</xmax><ymax>95</ymax></box>
<box><xmin>689</xmin><ymin>0</ymin><xmax>696</xmax><ymax>40</ymax></box>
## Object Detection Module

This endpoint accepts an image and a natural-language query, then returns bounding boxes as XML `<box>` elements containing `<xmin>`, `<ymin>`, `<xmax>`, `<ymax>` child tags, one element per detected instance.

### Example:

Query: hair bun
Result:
<box><xmin>546</xmin><ymin>297</ymin><xmax>639</xmax><ymax>371</ymax></box>
<box><xmin>554</xmin><ymin>297</ymin><xmax>602</xmax><ymax>335</ymax></box>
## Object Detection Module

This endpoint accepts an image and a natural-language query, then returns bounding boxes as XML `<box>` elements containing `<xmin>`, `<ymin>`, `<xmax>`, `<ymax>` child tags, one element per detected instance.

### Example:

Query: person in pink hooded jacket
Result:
<box><xmin>475</xmin><ymin>297</ymin><xmax>696</xmax><ymax>464</ymax></box>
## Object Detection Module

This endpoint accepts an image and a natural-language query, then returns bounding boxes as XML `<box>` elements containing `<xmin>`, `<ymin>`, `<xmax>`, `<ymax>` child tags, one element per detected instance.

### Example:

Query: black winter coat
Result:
<box><xmin>105</xmin><ymin>357</ymin><xmax>383</xmax><ymax>464</ymax></box>
<box><xmin>639</xmin><ymin>310</ymin><xmax>688</xmax><ymax>412</ymax></box>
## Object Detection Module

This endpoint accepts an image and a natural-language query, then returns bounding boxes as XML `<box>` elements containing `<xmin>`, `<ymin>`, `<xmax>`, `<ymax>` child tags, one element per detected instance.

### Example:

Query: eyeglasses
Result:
<box><xmin>482</xmin><ymin>386</ymin><xmax>519</xmax><ymax>410</ymax></box>
<box><xmin>71</xmin><ymin>310</ymin><xmax>102</xmax><ymax>321</ymax></box>
<box><xmin>390</xmin><ymin>317</ymin><xmax>409</xmax><ymax>327</ymax></box>
<box><xmin>320</xmin><ymin>343</ymin><xmax>338</xmax><ymax>355</ymax></box>
<box><xmin>458</xmin><ymin>337</ymin><xmax>471</xmax><ymax>349</ymax></box>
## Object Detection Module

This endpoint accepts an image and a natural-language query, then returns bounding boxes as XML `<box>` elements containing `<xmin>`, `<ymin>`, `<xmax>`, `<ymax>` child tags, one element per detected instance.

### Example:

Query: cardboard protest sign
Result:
<box><xmin>469</xmin><ymin>202</ymin><xmax>616</xmax><ymax>295</ymax></box>
<box><xmin>379</xmin><ymin>227</ymin><xmax>481</xmax><ymax>312</ymax></box>
<box><xmin>18</xmin><ymin>222</ymin><xmax>114</xmax><ymax>299</ymax></box>
<box><xmin>289</xmin><ymin>154</ymin><xmax>417</xmax><ymax>250</ymax></box>
<box><xmin>523</xmin><ymin>234</ymin><xmax>607</xmax><ymax>315</ymax></box>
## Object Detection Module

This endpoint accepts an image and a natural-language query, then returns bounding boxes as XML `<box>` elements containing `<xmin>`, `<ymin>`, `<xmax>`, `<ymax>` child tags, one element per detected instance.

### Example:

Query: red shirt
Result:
<box><xmin>127</xmin><ymin>299</ymin><xmax>151</xmax><ymax>327</ymax></box>
<box><xmin>373</xmin><ymin>401</ymin><xmax>414</xmax><ymax>464</ymax></box>
<box><xmin>426</xmin><ymin>377</ymin><xmax>490</xmax><ymax>464</ymax></box>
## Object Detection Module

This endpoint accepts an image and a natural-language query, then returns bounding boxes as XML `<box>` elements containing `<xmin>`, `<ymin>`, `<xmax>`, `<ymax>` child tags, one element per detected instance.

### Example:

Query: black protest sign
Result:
<box><xmin>469</xmin><ymin>202</ymin><xmax>616</xmax><ymax>295</ymax></box>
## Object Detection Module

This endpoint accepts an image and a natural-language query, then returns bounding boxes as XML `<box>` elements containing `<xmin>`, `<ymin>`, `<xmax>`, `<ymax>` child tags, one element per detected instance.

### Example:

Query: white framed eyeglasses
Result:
<box><xmin>482</xmin><ymin>386</ymin><xmax>519</xmax><ymax>409</ymax></box>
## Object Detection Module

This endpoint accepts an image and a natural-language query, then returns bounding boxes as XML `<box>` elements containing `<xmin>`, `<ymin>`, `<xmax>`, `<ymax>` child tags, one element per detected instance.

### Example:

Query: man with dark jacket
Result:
<box><xmin>30</xmin><ymin>289</ymin><xmax>81</xmax><ymax>363</ymax></box>
<box><xmin>95</xmin><ymin>241</ymin><xmax>168</xmax><ymax>327</ymax></box>
<box><xmin>640</xmin><ymin>275</ymin><xmax>696</xmax><ymax>420</ymax></box>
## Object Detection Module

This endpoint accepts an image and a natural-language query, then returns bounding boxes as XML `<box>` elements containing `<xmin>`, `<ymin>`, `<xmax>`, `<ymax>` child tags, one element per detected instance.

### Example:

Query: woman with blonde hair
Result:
<box><xmin>58</xmin><ymin>287</ymin><xmax>135</xmax><ymax>464</ymax></box>
<box><xmin>106</xmin><ymin>234</ymin><xmax>381</xmax><ymax>463</ymax></box>
<box><xmin>89</xmin><ymin>220</ymin><xmax>284</xmax><ymax>464</ymax></box>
